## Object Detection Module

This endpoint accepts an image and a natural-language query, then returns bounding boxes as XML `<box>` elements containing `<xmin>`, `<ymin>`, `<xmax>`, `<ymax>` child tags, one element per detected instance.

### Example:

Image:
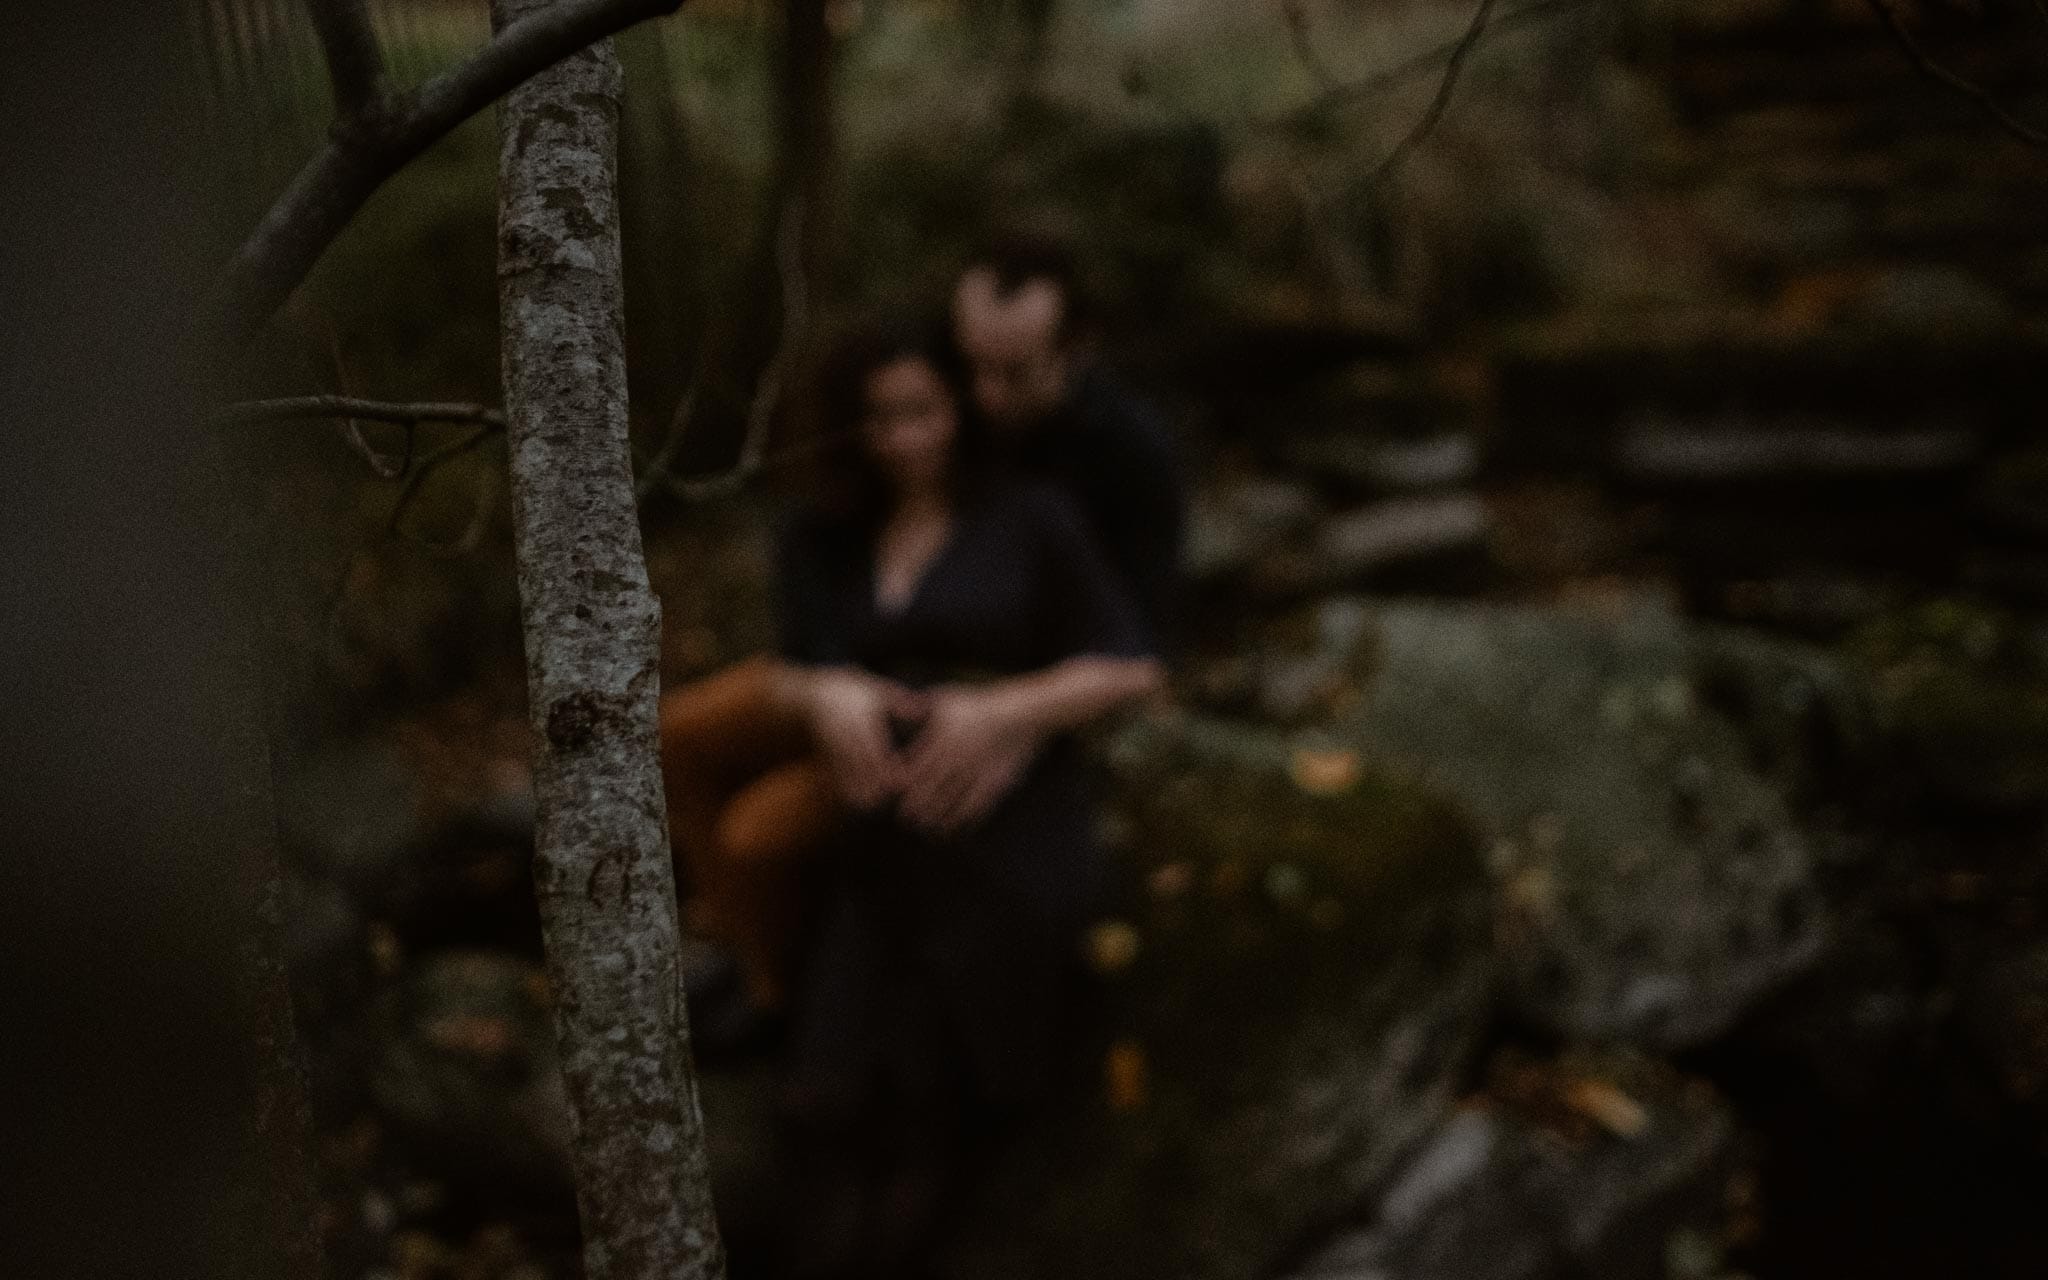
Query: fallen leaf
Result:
<box><xmin>392</xmin><ymin>1229</ymin><xmax>457</xmax><ymax>1279</ymax></box>
<box><xmin>1086</xmin><ymin>920</ymin><xmax>1142</xmax><ymax>974</ymax></box>
<box><xmin>1147</xmin><ymin>861</ymin><xmax>1194</xmax><ymax>900</ymax></box>
<box><xmin>1263</xmin><ymin>862</ymin><xmax>1306</xmax><ymax>906</ymax></box>
<box><xmin>1289</xmin><ymin>745</ymin><xmax>1361</xmax><ymax>794</ymax></box>
<box><xmin>423</xmin><ymin>1014</ymin><xmax>517</xmax><ymax>1060</ymax></box>
<box><xmin>1563</xmin><ymin>1077</ymin><xmax>1649</xmax><ymax>1138</ymax></box>
<box><xmin>1502</xmin><ymin>864</ymin><xmax>1556</xmax><ymax>917</ymax></box>
<box><xmin>1105</xmin><ymin>1038</ymin><xmax>1149</xmax><ymax>1111</ymax></box>
<box><xmin>1526</xmin><ymin>812</ymin><xmax>1566</xmax><ymax>855</ymax></box>
<box><xmin>367</xmin><ymin>922</ymin><xmax>403</xmax><ymax>978</ymax></box>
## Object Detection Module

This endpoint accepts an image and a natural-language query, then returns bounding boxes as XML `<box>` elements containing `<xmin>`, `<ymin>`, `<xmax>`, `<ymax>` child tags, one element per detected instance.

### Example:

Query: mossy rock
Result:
<box><xmin>944</xmin><ymin>712</ymin><xmax>1495</xmax><ymax>1280</ymax></box>
<box><xmin>1324</xmin><ymin>601</ymin><xmax>1838</xmax><ymax>1049</ymax></box>
<box><xmin>1285</xmin><ymin>1049</ymin><xmax>1745</xmax><ymax>1280</ymax></box>
<box><xmin>1844</xmin><ymin>599</ymin><xmax>2048</xmax><ymax>812</ymax></box>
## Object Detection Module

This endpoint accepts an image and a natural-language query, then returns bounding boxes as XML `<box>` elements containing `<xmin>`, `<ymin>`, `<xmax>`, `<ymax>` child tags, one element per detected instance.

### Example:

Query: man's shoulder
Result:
<box><xmin>1069</xmin><ymin>364</ymin><xmax>1178</xmax><ymax>470</ymax></box>
<box><xmin>985</xmin><ymin>475</ymin><xmax>1085</xmax><ymax>522</ymax></box>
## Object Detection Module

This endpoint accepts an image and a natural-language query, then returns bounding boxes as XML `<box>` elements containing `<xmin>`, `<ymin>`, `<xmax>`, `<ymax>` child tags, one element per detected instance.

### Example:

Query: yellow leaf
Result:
<box><xmin>1563</xmin><ymin>1078</ymin><xmax>1649</xmax><ymax>1138</ymax></box>
<box><xmin>1105</xmin><ymin>1038</ymin><xmax>1149</xmax><ymax>1111</ymax></box>
<box><xmin>1147</xmin><ymin>861</ymin><xmax>1194</xmax><ymax>900</ymax></box>
<box><xmin>422</xmin><ymin>1014</ymin><xmax>516</xmax><ymax>1060</ymax></box>
<box><xmin>1086</xmin><ymin>920</ymin><xmax>1142</xmax><ymax>974</ymax></box>
<box><xmin>1289</xmin><ymin>746</ymin><xmax>1362</xmax><ymax>795</ymax></box>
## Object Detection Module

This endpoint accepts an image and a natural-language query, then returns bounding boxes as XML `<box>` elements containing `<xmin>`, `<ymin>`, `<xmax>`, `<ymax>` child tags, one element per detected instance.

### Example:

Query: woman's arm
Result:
<box><xmin>898</xmin><ymin>654</ymin><xmax>1163</xmax><ymax>836</ymax></box>
<box><xmin>771</xmin><ymin>663</ymin><xmax>921</xmax><ymax>812</ymax></box>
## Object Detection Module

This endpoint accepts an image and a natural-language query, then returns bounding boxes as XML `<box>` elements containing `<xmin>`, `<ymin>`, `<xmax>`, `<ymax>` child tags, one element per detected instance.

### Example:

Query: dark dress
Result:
<box><xmin>774</xmin><ymin>480</ymin><xmax>1152</xmax><ymax>1121</ymax></box>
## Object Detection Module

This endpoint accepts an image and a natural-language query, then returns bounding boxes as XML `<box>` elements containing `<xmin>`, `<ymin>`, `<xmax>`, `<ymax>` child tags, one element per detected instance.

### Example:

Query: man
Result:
<box><xmin>660</xmin><ymin>233</ymin><xmax>1183</xmax><ymax>1035</ymax></box>
<box><xmin>951</xmin><ymin>234</ymin><xmax>1183</xmax><ymax>645</ymax></box>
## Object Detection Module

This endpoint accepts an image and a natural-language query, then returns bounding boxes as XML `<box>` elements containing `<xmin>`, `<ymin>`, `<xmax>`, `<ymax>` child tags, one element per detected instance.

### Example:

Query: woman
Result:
<box><xmin>768</xmin><ymin>314</ymin><xmax>1162</xmax><ymax>1277</ymax></box>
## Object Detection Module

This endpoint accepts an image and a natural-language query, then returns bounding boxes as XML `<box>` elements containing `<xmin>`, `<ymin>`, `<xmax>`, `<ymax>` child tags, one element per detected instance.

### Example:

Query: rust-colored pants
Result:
<box><xmin>659</xmin><ymin>656</ymin><xmax>846</xmax><ymax>1008</ymax></box>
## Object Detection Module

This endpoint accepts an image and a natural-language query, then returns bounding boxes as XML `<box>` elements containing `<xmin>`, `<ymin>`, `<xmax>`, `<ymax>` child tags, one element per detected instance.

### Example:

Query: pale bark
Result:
<box><xmin>490</xmin><ymin>2</ymin><xmax>724</xmax><ymax>1277</ymax></box>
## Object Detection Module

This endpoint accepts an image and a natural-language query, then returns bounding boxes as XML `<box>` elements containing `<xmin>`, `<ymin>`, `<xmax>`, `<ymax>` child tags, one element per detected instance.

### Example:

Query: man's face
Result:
<box><xmin>952</xmin><ymin>267</ymin><xmax>1072</xmax><ymax>434</ymax></box>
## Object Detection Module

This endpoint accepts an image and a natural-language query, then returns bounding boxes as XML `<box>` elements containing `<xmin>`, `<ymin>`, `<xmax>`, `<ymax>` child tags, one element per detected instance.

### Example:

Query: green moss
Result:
<box><xmin>1843</xmin><ymin>600</ymin><xmax>2048</xmax><ymax>808</ymax></box>
<box><xmin>1102</xmin><ymin>720</ymin><xmax>1485</xmax><ymax>1064</ymax></box>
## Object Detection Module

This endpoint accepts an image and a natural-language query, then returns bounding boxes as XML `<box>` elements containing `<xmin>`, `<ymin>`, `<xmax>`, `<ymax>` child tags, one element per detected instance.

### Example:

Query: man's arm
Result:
<box><xmin>897</xmin><ymin>655</ymin><xmax>1164</xmax><ymax>836</ymax></box>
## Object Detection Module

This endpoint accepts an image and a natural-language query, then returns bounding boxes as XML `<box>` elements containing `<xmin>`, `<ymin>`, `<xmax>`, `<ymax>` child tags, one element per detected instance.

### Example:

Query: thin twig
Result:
<box><xmin>741</xmin><ymin>193</ymin><xmax>810</xmax><ymax>478</ymax></box>
<box><xmin>349</xmin><ymin>420</ymin><xmax>419</xmax><ymax>479</ymax></box>
<box><xmin>213</xmin><ymin>0</ymin><xmax>690</xmax><ymax>347</ymax></box>
<box><xmin>1281</xmin><ymin>0</ymin><xmax>1341</xmax><ymax>92</ymax></box>
<box><xmin>637</xmin><ymin>191</ymin><xmax>810</xmax><ymax>504</ymax></box>
<box><xmin>212</xmin><ymin>395</ymin><xmax>507</xmax><ymax>428</ymax></box>
<box><xmin>1259</xmin><ymin>0</ymin><xmax>1585</xmax><ymax>133</ymax></box>
<box><xmin>1367</xmin><ymin>0</ymin><xmax>1501</xmax><ymax>185</ymax></box>
<box><xmin>302</xmin><ymin>303</ymin><xmax>419</xmax><ymax>479</ymax></box>
<box><xmin>1865</xmin><ymin>0</ymin><xmax>2048</xmax><ymax>147</ymax></box>
<box><xmin>634</xmin><ymin>384</ymin><xmax>699</xmax><ymax>500</ymax></box>
<box><xmin>653</xmin><ymin>424</ymin><xmax>853</xmax><ymax>502</ymax></box>
<box><xmin>304</xmin><ymin>0</ymin><xmax>387</xmax><ymax>116</ymax></box>
<box><xmin>216</xmin><ymin>395</ymin><xmax>506</xmax><ymax>538</ymax></box>
<box><xmin>388</xmin><ymin>424</ymin><xmax>503</xmax><ymax>539</ymax></box>
<box><xmin>1286</xmin><ymin>159</ymin><xmax>1376</xmax><ymax>304</ymax></box>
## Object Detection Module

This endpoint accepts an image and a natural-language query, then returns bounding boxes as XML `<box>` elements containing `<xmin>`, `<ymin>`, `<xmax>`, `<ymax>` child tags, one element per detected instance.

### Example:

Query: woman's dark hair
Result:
<box><xmin>802</xmin><ymin>310</ymin><xmax>989</xmax><ymax>523</ymax></box>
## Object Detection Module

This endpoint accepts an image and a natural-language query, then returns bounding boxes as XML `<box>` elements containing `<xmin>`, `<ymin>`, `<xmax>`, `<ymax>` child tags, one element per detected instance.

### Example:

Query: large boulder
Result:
<box><xmin>943</xmin><ymin>712</ymin><xmax>1496</xmax><ymax>1280</ymax></box>
<box><xmin>1327</xmin><ymin>599</ymin><xmax>1851</xmax><ymax>1049</ymax></box>
<box><xmin>1284</xmin><ymin>1051</ymin><xmax>1748</xmax><ymax>1280</ymax></box>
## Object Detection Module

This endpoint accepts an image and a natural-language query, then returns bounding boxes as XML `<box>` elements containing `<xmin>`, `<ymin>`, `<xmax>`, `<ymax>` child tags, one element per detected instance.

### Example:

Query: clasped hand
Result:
<box><xmin>806</xmin><ymin>669</ymin><xmax>1037</xmax><ymax>836</ymax></box>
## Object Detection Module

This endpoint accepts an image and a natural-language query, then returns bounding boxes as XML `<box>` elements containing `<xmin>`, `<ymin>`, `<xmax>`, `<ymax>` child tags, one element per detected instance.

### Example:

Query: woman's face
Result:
<box><xmin>860</xmin><ymin>355</ymin><xmax>959</xmax><ymax>499</ymax></box>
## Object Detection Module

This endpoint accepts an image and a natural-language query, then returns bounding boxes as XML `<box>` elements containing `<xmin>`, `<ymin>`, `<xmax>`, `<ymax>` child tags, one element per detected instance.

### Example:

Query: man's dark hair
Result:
<box><xmin>962</xmin><ymin>231</ymin><xmax>1095</xmax><ymax>344</ymax></box>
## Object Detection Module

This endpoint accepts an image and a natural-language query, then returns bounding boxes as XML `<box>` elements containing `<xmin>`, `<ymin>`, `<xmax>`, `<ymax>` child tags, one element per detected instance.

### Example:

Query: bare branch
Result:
<box><xmin>634</xmin><ymin>385</ymin><xmax>698</xmax><ymax>501</ymax></box>
<box><xmin>217</xmin><ymin>395</ymin><xmax>507</xmax><ymax>523</ymax></box>
<box><xmin>635</xmin><ymin>191</ymin><xmax>810</xmax><ymax>504</ymax></box>
<box><xmin>213</xmin><ymin>0</ymin><xmax>689</xmax><ymax>348</ymax></box>
<box><xmin>347</xmin><ymin>419</ymin><xmax>418</xmax><ymax>479</ymax></box>
<box><xmin>739</xmin><ymin>193</ymin><xmax>808</xmax><ymax>477</ymax></box>
<box><xmin>211</xmin><ymin>395</ymin><xmax>506</xmax><ymax>428</ymax></box>
<box><xmin>1282</xmin><ymin>0</ymin><xmax>1341</xmax><ymax>92</ymax></box>
<box><xmin>388</xmin><ymin>423</ymin><xmax>503</xmax><ymax>541</ymax></box>
<box><xmin>305</xmin><ymin>0</ymin><xmax>387</xmax><ymax>116</ymax></box>
<box><xmin>1261</xmin><ymin>0</ymin><xmax>1583</xmax><ymax>133</ymax></box>
<box><xmin>1866</xmin><ymin>0</ymin><xmax>2048</xmax><ymax>147</ymax></box>
<box><xmin>1367</xmin><ymin>0</ymin><xmax>1501</xmax><ymax>184</ymax></box>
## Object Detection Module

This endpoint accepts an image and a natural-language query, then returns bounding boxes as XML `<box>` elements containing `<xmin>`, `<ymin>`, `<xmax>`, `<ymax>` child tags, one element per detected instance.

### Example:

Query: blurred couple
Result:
<box><xmin>659</xmin><ymin>233</ymin><xmax>1183</xmax><ymax>1276</ymax></box>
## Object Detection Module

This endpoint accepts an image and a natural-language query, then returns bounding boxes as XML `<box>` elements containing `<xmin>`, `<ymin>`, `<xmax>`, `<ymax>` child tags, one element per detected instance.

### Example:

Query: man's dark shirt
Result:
<box><xmin>1012</xmin><ymin>362</ymin><xmax>1185</xmax><ymax>649</ymax></box>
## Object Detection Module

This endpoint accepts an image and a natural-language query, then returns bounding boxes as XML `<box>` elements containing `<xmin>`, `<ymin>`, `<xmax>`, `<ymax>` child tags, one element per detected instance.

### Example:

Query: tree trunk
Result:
<box><xmin>490</xmin><ymin>3</ymin><xmax>725</xmax><ymax>1277</ymax></box>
